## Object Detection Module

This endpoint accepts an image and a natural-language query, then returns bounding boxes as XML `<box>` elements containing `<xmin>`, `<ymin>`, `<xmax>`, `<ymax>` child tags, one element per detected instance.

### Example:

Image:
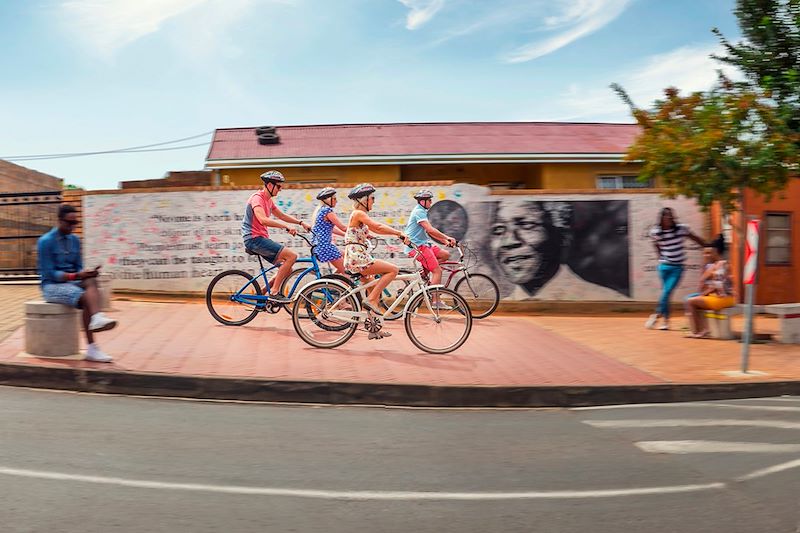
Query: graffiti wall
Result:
<box><xmin>83</xmin><ymin>185</ymin><xmax>705</xmax><ymax>301</ymax></box>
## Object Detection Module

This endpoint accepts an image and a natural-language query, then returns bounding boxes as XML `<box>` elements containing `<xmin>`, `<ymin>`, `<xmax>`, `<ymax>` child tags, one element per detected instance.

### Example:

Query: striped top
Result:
<box><xmin>650</xmin><ymin>223</ymin><xmax>690</xmax><ymax>264</ymax></box>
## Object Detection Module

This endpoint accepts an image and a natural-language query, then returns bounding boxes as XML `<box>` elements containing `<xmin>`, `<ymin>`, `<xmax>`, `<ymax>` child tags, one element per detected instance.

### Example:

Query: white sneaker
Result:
<box><xmin>89</xmin><ymin>312</ymin><xmax>117</xmax><ymax>333</ymax></box>
<box><xmin>644</xmin><ymin>314</ymin><xmax>658</xmax><ymax>329</ymax></box>
<box><xmin>85</xmin><ymin>345</ymin><xmax>113</xmax><ymax>363</ymax></box>
<box><xmin>431</xmin><ymin>301</ymin><xmax>453</xmax><ymax>310</ymax></box>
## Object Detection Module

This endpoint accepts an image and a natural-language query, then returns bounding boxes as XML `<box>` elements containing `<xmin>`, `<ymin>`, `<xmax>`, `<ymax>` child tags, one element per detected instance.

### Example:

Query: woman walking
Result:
<box><xmin>646</xmin><ymin>207</ymin><xmax>706</xmax><ymax>330</ymax></box>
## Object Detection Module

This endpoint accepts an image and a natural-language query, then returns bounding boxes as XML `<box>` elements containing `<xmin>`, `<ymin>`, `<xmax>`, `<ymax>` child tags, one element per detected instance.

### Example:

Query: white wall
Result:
<box><xmin>84</xmin><ymin>185</ymin><xmax>705</xmax><ymax>301</ymax></box>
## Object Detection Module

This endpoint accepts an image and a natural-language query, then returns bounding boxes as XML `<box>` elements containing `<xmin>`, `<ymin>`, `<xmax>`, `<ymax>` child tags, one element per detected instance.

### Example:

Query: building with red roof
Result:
<box><xmin>204</xmin><ymin>122</ymin><xmax>647</xmax><ymax>190</ymax></box>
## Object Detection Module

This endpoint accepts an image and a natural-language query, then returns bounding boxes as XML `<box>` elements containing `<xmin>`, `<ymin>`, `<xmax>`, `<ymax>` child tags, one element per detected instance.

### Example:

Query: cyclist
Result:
<box><xmin>310</xmin><ymin>187</ymin><xmax>347</xmax><ymax>274</ymax></box>
<box><xmin>343</xmin><ymin>183</ymin><xmax>411</xmax><ymax>326</ymax></box>
<box><xmin>404</xmin><ymin>189</ymin><xmax>457</xmax><ymax>291</ymax></box>
<box><xmin>241</xmin><ymin>170</ymin><xmax>311</xmax><ymax>303</ymax></box>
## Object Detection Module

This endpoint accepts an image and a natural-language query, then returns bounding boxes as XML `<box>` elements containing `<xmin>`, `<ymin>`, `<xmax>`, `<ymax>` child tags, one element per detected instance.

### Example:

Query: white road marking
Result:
<box><xmin>707</xmin><ymin>404</ymin><xmax>800</xmax><ymax>413</ymax></box>
<box><xmin>585</xmin><ymin>419</ymin><xmax>800</xmax><ymax>430</ymax></box>
<box><xmin>0</xmin><ymin>466</ymin><xmax>725</xmax><ymax>500</ymax></box>
<box><xmin>573</xmin><ymin>401</ymin><xmax>800</xmax><ymax>412</ymax></box>
<box><xmin>636</xmin><ymin>440</ymin><xmax>800</xmax><ymax>454</ymax></box>
<box><xmin>735</xmin><ymin>459</ymin><xmax>800</xmax><ymax>481</ymax></box>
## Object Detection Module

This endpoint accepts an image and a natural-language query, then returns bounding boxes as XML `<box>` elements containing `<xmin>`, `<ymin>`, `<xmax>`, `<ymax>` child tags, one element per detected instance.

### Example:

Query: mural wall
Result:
<box><xmin>83</xmin><ymin>185</ymin><xmax>705</xmax><ymax>301</ymax></box>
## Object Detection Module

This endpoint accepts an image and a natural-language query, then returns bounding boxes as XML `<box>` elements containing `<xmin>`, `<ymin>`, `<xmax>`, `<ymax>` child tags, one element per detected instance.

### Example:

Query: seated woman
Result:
<box><xmin>343</xmin><ymin>183</ymin><xmax>411</xmax><ymax>331</ymax></box>
<box><xmin>311</xmin><ymin>187</ymin><xmax>347</xmax><ymax>274</ymax></box>
<box><xmin>686</xmin><ymin>243</ymin><xmax>735</xmax><ymax>338</ymax></box>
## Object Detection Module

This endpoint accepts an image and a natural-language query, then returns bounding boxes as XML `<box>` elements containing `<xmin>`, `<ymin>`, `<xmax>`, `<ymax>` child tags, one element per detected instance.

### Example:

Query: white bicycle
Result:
<box><xmin>291</xmin><ymin>263</ymin><xmax>473</xmax><ymax>354</ymax></box>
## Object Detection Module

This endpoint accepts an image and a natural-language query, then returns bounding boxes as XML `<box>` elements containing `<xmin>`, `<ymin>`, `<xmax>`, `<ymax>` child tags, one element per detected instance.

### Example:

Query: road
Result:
<box><xmin>0</xmin><ymin>386</ymin><xmax>798</xmax><ymax>532</ymax></box>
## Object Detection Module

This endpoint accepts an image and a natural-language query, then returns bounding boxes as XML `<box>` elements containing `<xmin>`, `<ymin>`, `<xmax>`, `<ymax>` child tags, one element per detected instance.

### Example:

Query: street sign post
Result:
<box><xmin>741</xmin><ymin>218</ymin><xmax>760</xmax><ymax>373</ymax></box>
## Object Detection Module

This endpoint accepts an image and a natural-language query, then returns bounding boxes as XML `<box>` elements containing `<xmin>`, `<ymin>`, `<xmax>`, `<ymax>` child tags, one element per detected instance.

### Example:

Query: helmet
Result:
<box><xmin>413</xmin><ymin>189</ymin><xmax>434</xmax><ymax>201</ymax></box>
<box><xmin>347</xmin><ymin>183</ymin><xmax>376</xmax><ymax>200</ymax></box>
<box><xmin>316</xmin><ymin>187</ymin><xmax>337</xmax><ymax>201</ymax></box>
<box><xmin>260</xmin><ymin>170</ymin><xmax>285</xmax><ymax>184</ymax></box>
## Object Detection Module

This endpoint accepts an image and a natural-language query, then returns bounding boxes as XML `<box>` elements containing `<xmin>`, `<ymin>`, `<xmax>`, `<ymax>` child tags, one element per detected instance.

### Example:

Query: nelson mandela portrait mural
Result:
<box><xmin>429</xmin><ymin>198</ymin><xmax>631</xmax><ymax>299</ymax></box>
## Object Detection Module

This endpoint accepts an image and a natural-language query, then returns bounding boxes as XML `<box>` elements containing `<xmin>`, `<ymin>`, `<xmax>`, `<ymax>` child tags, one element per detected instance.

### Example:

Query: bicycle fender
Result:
<box><xmin>401</xmin><ymin>284</ymin><xmax>446</xmax><ymax>315</ymax></box>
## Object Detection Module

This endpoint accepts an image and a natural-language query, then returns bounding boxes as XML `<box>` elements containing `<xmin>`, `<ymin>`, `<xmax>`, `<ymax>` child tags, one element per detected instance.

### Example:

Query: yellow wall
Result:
<box><xmin>216</xmin><ymin>161</ymin><xmax>646</xmax><ymax>189</ymax></box>
<box><xmin>539</xmin><ymin>162</ymin><xmax>644</xmax><ymax>189</ymax></box>
<box><xmin>401</xmin><ymin>163</ymin><xmax>542</xmax><ymax>188</ymax></box>
<box><xmin>219</xmin><ymin>165</ymin><xmax>400</xmax><ymax>187</ymax></box>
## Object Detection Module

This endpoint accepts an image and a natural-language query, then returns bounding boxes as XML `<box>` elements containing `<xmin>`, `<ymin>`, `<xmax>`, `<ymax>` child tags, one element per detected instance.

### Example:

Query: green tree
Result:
<box><xmin>612</xmin><ymin>78</ymin><xmax>798</xmax><ymax>215</ymax></box>
<box><xmin>713</xmin><ymin>0</ymin><xmax>800</xmax><ymax>137</ymax></box>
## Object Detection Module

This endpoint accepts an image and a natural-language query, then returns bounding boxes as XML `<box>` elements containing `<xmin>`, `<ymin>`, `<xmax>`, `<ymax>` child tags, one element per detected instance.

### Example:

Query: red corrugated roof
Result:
<box><xmin>206</xmin><ymin>122</ymin><xmax>640</xmax><ymax>162</ymax></box>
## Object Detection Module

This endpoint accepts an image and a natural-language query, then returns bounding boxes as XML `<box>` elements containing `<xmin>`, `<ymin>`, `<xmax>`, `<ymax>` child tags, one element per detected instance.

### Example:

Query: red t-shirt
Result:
<box><xmin>242</xmin><ymin>190</ymin><xmax>275</xmax><ymax>240</ymax></box>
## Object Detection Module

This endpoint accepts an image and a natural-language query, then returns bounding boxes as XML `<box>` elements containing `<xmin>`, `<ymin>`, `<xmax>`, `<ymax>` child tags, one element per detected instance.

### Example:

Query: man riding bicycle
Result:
<box><xmin>241</xmin><ymin>170</ymin><xmax>311</xmax><ymax>303</ymax></box>
<box><xmin>404</xmin><ymin>189</ymin><xmax>457</xmax><ymax>287</ymax></box>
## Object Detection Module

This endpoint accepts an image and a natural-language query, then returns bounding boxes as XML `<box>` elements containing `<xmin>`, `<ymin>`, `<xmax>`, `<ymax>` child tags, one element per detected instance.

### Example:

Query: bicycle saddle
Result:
<box><xmin>245</xmin><ymin>249</ymin><xmax>257</xmax><ymax>255</ymax></box>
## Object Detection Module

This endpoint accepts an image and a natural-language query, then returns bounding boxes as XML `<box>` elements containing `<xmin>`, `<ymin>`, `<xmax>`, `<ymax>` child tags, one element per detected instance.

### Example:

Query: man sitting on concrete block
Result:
<box><xmin>37</xmin><ymin>204</ymin><xmax>118</xmax><ymax>362</ymax></box>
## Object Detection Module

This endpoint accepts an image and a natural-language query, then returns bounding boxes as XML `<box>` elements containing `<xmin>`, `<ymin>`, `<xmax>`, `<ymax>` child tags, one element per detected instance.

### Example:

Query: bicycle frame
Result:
<box><xmin>233</xmin><ymin>248</ymin><xmax>323</xmax><ymax>307</ymax></box>
<box><xmin>323</xmin><ymin>270</ymin><xmax>442</xmax><ymax>323</ymax></box>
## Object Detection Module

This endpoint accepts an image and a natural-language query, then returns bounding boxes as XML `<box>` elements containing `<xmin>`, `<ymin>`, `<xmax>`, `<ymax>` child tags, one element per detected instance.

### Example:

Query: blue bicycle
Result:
<box><xmin>205</xmin><ymin>233</ymin><xmax>352</xmax><ymax>326</ymax></box>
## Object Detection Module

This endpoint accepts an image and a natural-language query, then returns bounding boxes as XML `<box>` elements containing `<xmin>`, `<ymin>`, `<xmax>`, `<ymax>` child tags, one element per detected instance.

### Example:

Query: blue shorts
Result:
<box><xmin>244</xmin><ymin>237</ymin><xmax>284</xmax><ymax>264</ymax></box>
<box><xmin>42</xmin><ymin>281</ymin><xmax>84</xmax><ymax>308</ymax></box>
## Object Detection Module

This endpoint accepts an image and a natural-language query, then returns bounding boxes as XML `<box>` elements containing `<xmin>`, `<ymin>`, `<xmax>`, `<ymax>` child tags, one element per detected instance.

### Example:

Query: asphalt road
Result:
<box><xmin>0</xmin><ymin>386</ymin><xmax>798</xmax><ymax>532</ymax></box>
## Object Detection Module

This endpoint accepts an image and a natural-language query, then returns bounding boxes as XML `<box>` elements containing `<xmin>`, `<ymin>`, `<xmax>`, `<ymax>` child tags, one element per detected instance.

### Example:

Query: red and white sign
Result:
<box><xmin>743</xmin><ymin>219</ymin><xmax>760</xmax><ymax>285</ymax></box>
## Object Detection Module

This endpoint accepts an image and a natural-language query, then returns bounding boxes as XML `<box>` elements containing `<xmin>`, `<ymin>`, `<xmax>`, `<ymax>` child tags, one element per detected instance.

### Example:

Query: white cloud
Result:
<box><xmin>61</xmin><ymin>0</ymin><xmax>212</xmax><ymax>56</ymax></box>
<box><xmin>503</xmin><ymin>0</ymin><xmax>633</xmax><ymax>63</ymax></box>
<box><xmin>397</xmin><ymin>0</ymin><xmax>446</xmax><ymax>30</ymax></box>
<box><xmin>544</xmin><ymin>44</ymin><xmax>740</xmax><ymax>121</ymax></box>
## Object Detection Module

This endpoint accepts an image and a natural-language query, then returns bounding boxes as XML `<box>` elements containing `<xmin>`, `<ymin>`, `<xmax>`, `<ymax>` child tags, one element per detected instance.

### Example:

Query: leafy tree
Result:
<box><xmin>713</xmin><ymin>0</ymin><xmax>800</xmax><ymax>137</ymax></box>
<box><xmin>612</xmin><ymin>78</ymin><xmax>798</xmax><ymax>215</ymax></box>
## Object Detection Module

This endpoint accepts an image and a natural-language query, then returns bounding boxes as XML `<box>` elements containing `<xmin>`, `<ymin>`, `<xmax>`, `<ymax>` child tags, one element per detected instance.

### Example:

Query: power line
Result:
<box><xmin>1</xmin><ymin>131</ymin><xmax>214</xmax><ymax>161</ymax></box>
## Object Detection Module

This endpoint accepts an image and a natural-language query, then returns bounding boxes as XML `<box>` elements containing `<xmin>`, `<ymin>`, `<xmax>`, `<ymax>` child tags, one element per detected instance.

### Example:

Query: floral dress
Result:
<box><xmin>311</xmin><ymin>206</ymin><xmax>342</xmax><ymax>262</ymax></box>
<box><xmin>343</xmin><ymin>218</ymin><xmax>374</xmax><ymax>273</ymax></box>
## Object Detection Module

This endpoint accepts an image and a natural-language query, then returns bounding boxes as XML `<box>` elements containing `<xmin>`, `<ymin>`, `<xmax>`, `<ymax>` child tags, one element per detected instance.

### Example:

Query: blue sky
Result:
<box><xmin>1</xmin><ymin>0</ymin><xmax>741</xmax><ymax>190</ymax></box>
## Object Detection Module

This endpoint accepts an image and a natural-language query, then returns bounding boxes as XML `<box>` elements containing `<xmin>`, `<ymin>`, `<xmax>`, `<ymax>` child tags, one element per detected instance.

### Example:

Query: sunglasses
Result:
<box><xmin>62</xmin><ymin>219</ymin><xmax>79</xmax><ymax>226</ymax></box>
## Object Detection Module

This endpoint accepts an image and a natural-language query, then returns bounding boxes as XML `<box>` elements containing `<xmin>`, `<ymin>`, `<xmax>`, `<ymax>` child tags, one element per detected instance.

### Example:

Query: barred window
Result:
<box><xmin>596</xmin><ymin>175</ymin><xmax>653</xmax><ymax>189</ymax></box>
<box><xmin>765</xmin><ymin>213</ymin><xmax>791</xmax><ymax>265</ymax></box>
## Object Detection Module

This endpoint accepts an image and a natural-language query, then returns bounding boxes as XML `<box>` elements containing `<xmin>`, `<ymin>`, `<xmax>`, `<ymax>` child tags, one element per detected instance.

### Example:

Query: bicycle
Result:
<box><xmin>380</xmin><ymin>241</ymin><xmax>500</xmax><ymax>320</ymax></box>
<box><xmin>205</xmin><ymin>233</ymin><xmax>352</xmax><ymax>326</ymax></box>
<box><xmin>291</xmin><ymin>250</ymin><xmax>473</xmax><ymax>354</ymax></box>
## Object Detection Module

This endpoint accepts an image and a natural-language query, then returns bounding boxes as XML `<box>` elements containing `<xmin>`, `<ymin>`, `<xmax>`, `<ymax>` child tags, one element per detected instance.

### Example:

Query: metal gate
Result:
<box><xmin>0</xmin><ymin>191</ymin><xmax>62</xmax><ymax>277</ymax></box>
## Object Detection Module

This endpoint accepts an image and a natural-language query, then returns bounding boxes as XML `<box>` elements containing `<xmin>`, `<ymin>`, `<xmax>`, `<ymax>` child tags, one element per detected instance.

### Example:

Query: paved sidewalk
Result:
<box><xmin>1</xmin><ymin>286</ymin><xmax>798</xmax><ymax>405</ymax></box>
<box><xmin>0</xmin><ymin>284</ymin><xmax>40</xmax><ymax>342</ymax></box>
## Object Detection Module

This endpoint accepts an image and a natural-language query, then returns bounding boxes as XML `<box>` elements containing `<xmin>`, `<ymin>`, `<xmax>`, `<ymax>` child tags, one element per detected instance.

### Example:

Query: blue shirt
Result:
<box><xmin>405</xmin><ymin>204</ymin><xmax>431</xmax><ymax>249</ymax></box>
<box><xmin>37</xmin><ymin>228</ymin><xmax>83</xmax><ymax>286</ymax></box>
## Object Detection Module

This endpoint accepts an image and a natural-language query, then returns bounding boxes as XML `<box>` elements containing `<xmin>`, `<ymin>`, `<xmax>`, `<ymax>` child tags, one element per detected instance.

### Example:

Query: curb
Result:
<box><xmin>0</xmin><ymin>362</ymin><xmax>799</xmax><ymax>407</ymax></box>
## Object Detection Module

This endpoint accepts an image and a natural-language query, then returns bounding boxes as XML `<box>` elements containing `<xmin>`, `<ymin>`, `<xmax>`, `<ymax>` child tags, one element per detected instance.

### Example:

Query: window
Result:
<box><xmin>765</xmin><ymin>213</ymin><xmax>792</xmax><ymax>265</ymax></box>
<box><xmin>596</xmin><ymin>175</ymin><xmax>653</xmax><ymax>189</ymax></box>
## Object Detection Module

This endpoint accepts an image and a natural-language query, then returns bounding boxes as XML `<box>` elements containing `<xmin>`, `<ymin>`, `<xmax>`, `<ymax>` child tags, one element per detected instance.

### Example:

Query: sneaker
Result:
<box><xmin>85</xmin><ymin>346</ymin><xmax>113</xmax><ymax>363</ymax></box>
<box><xmin>657</xmin><ymin>323</ymin><xmax>670</xmax><ymax>331</ymax></box>
<box><xmin>268</xmin><ymin>295</ymin><xmax>292</xmax><ymax>304</ymax></box>
<box><xmin>431</xmin><ymin>301</ymin><xmax>453</xmax><ymax>311</ymax></box>
<box><xmin>88</xmin><ymin>312</ymin><xmax>117</xmax><ymax>333</ymax></box>
<box><xmin>644</xmin><ymin>314</ymin><xmax>658</xmax><ymax>329</ymax></box>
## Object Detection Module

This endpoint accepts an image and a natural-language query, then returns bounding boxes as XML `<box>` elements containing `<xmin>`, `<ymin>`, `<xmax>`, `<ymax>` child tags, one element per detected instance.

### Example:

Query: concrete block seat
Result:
<box><xmin>704</xmin><ymin>304</ymin><xmax>766</xmax><ymax>340</ymax></box>
<box><xmin>24</xmin><ymin>300</ymin><xmax>80</xmax><ymax>357</ymax></box>
<box><xmin>762</xmin><ymin>304</ymin><xmax>800</xmax><ymax>344</ymax></box>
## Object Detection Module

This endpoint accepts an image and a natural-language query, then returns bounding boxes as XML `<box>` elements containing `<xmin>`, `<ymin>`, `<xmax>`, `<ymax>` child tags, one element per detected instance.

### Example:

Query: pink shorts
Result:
<box><xmin>408</xmin><ymin>245</ymin><xmax>441</xmax><ymax>272</ymax></box>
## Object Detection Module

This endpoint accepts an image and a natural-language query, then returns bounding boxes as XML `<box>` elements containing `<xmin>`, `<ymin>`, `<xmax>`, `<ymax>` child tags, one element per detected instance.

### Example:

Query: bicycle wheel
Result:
<box><xmin>279</xmin><ymin>267</ymin><xmax>314</xmax><ymax>315</ymax></box>
<box><xmin>453</xmin><ymin>273</ymin><xmax>500</xmax><ymax>319</ymax></box>
<box><xmin>206</xmin><ymin>270</ymin><xmax>262</xmax><ymax>326</ymax></box>
<box><xmin>379</xmin><ymin>272</ymin><xmax>412</xmax><ymax>321</ymax></box>
<box><xmin>404</xmin><ymin>287</ymin><xmax>472</xmax><ymax>354</ymax></box>
<box><xmin>292</xmin><ymin>280</ymin><xmax>360</xmax><ymax>348</ymax></box>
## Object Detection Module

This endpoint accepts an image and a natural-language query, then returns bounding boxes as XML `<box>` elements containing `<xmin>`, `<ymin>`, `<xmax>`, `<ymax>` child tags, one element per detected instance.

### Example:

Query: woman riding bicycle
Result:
<box><xmin>343</xmin><ymin>183</ymin><xmax>411</xmax><ymax>317</ymax></box>
<box><xmin>310</xmin><ymin>187</ymin><xmax>348</xmax><ymax>274</ymax></box>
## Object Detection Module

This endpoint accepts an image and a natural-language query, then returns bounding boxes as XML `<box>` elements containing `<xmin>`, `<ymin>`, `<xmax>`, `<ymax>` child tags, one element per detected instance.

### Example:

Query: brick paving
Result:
<box><xmin>0</xmin><ymin>284</ymin><xmax>40</xmax><ymax>342</ymax></box>
<box><xmin>1</xmin><ymin>292</ymin><xmax>798</xmax><ymax>388</ymax></box>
